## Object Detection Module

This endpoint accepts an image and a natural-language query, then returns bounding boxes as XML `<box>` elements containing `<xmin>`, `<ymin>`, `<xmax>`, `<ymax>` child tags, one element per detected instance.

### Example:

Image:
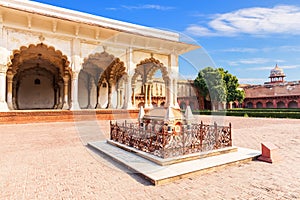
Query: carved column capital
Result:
<box><xmin>71</xmin><ymin>71</ymin><xmax>79</xmax><ymax>80</ymax></box>
<box><xmin>63</xmin><ymin>74</ymin><xmax>70</xmax><ymax>83</ymax></box>
<box><xmin>0</xmin><ymin>64</ymin><xmax>7</xmax><ymax>73</ymax></box>
<box><xmin>6</xmin><ymin>71</ymin><xmax>14</xmax><ymax>81</ymax></box>
<box><xmin>0</xmin><ymin>47</ymin><xmax>11</xmax><ymax>72</ymax></box>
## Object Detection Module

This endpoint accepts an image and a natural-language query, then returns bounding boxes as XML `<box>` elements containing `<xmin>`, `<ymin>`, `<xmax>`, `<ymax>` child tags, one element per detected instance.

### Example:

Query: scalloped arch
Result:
<box><xmin>132</xmin><ymin>57</ymin><xmax>169</xmax><ymax>85</ymax></box>
<box><xmin>9</xmin><ymin>43</ymin><xmax>71</xmax><ymax>76</ymax></box>
<box><xmin>98</xmin><ymin>58</ymin><xmax>126</xmax><ymax>86</ymax></box>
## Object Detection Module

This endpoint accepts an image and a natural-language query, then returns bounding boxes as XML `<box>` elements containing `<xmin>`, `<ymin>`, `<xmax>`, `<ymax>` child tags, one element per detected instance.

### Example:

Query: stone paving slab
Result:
<box><xmin>1</xmin><ymin>116</ymin><xmax>300</xmax><ymax>199</ymax></box>
<box><xmin>88</xmin><ymin>141</ymin><xmax>261</xmax><ymax>185</ymax></box>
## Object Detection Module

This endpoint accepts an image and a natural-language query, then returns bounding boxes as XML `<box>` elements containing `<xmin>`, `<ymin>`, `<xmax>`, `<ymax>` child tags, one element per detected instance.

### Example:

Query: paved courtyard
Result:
<box><xmin>0</xmin><ymin>115</ymin><xmax>299</xmax><ymax>199</ymax></box>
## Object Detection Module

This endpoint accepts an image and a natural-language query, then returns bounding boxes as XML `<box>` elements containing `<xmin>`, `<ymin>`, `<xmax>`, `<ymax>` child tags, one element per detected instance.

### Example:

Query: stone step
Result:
<box><xmin>107</xmin><ymin>139</ymin><xmax>238</xmax><ymax>166</ymax></box>
<box><xmin>88</xmin><ymin>141</ymin><xmax>261</xmax><ymax>185</ymax></box>
<box><xmin>0</xmin><ymin>109</ymin><xmax>139</xmax><ymax>124</ymax></box>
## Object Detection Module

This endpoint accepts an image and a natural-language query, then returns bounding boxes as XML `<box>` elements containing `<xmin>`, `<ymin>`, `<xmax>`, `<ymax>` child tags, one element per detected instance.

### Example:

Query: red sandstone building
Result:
<box><xmin>134</xmin><ymin>78</ymin><xmax>203</xmax><ymax>111</ymax></box>
<box><xmin>242</xmin><ymin>64</ymin><xmax>300</xmax><ymax>109</ymax></box>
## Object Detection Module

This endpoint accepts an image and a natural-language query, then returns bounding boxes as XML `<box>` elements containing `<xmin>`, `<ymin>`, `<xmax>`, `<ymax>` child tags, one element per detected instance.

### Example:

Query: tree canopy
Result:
<box><xmin>194</xmin><ymin>67</ymin><xmax>226</xmax><ymax>103</ymax></box>
<box><xmin>218</xmin><ymin>68</ymin><xmax>245</xmax><ymax>103</ymax></box>
<box><xmin>194</xmin><ymin>67</ymin><xmax>245</xmax><ymax>105</ymax></box>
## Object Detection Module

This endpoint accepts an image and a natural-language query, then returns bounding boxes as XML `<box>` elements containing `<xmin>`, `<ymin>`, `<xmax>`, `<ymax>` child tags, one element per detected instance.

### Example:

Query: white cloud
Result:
<box><xmin>277</xmin><ymin>45</ymin><xmax>300</xmax><ymax>52</ymax></box>
<box><xmin>214</xmin><ymin>47</ymin><xmax>259</xmax><ymax>53</ymax></box>
<box><xmin>212</xmin><ymin>45</ymin><xmax>300</xmax><ymax>54</ymax></box>
<box><xmin>121</xmin><ymin>4</ymin><xmax>175</xmax><ymax>11</ymax></box>
<box><xmin>185</xmin><ymin>5</ymin><xmax>300</xmax><ymax>37</ymax></box>
<box><xmin>280</xmin><ymin>65</ymin><xmax>300</xmax><ymax>69</ymax></box>
<box><xmin>229</xmin><ymin>58</ymin><xmax>272</xmax><ymax>66</ymax></box>
<box><xmin>185</xmin><ymin>25</ymin><xmax>217</xmax><ymax>37</ymax></box>
<box><xmin>246</xmin><ymin>66</ymin><xmax>274</xmax><ymax>71</ymax></box>
<box><xmin>106</xmin><ymin>7</ymin><xmax>118</xmax><ymax>11</ymax></box>
<box><xmin>244</xmin><ymin>64</ymin><xmax>299</xmax><ymax>71</ymax></box>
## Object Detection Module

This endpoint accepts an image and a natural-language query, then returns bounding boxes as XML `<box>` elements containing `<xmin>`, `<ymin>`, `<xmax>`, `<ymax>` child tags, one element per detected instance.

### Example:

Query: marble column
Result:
<box><xmin>62</xmin><ymin>75</ymin><xmax>70</xmax><ymax>110</ymax></box>
<box><xmin>149</xmin><ymin>84</ymin><xmax>153</xmax><ymax>108</ymax></box>
<box><xmin>0</xmin><ymin>67</ymin><xmax>8</xmax><ymax>111</ymax></box>
<box><xmin>144</xmin><ymin>84</ymin><xmax>148</xmax><ymax>108</ymax></box>
<box><xmin>132</xmin><ymin>86</ymin><xmax>136</xmax><ymax>107</ymax></box>
<box><xmin>165</xmin><ymin>80</ymin><xmax>169</xmax><ymax>107</ymax></box>
<box><xmin>70</xmin><ymin>71</ymin><xmax>80</xmax><ymax>110</ymax></box>
<box><xmin>53</xmin><ymin>85</ymin><xmax>59</xmax><ymax>109</ymax></box>
<box><xmin>57</xmin><ymin>81</ymin><xmax>63</xmax><ymax>109</ymax></box>
<box><xmin>173</xmin><ymin>79</ymin><xmax>180</xmax><ymax>108</ymax></box>
<box><xmin>0</xmin><ymin>46</ymin><xmax>10</xmax><ymax>111</ymax></box>
<box><xmin>120</xmin><ymin>89</ymin><xmax>123</xmax><ymax>108</ymax></box>
<box><xmin>95</xmin><ymin>85</ymin><xmax>102</xmax><ymax>109</ymax></box>
<box><xmin>12</xmin><ymin>81</ymin><xmax>17</xmax><ymax>109</ymax></box>
<box><xmin>125</xmin><ymin>48</ymin><xmax>135</xmax><ymax>109</ymax></box>
<box><xmin>123</xmin><ymin>76</ymin><xmax>133</xmax><ymax>109</ymax></box>
<box><xmin>116</xmin><ymin>89</ymin><xmax>120</xmax><ymax>108</ymax></box>
<box><xmin>6</xmin><ymin>72</ymin><xmax>13</xmax><ymax>110</ymax></box>
<box><xmin>169</xmin><ymin>53</ymin><xmax>179</xmax><ymax>108</ymax></box>
<box><xmin>168</xmin><ymin>79</ymin><xmax>174</xmax><ymax>107</ymax></box>
<box><xmin>106</xmin><ymin>84</ymin><xmax>113</xmax><ymax>108</ymax></box>
<box><xmin>87</xmin><ymin>77</ymin><xmax>96</xmax><ymax>109</ymax></box>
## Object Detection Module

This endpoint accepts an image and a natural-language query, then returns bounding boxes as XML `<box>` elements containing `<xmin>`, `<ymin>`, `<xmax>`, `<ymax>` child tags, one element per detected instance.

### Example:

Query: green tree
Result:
<box><xmin>218</xmin><ymin>68</ymin><xmax>245</xmax><ymax>103</ymax></box>
<box><xmin>194</xmin><ymin>67</ymin><xmax>245</xmax><ymax>110</ymax></box>
<box><xmin>194</xmin><ymin>67</ymin><xmax>226</xmax><ymax>103</ymax></box>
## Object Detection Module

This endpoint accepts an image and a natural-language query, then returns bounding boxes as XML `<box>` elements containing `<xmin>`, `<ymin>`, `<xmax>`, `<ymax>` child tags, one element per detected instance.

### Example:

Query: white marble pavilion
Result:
<box><xmin>0</xmin><ymin>0</ymin><xmax>198</xmax><ymax>111</ymax></box>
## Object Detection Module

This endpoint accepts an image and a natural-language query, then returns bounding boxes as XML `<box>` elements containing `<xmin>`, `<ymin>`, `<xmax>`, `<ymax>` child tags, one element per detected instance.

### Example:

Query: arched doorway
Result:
<box><xmin>266</xmin><ymin>101</ymin><xmax>273</xmax><ymax>108</ymax></box>
<box><xmin>132</xmin><ymin>57</ymin><xmax>169</xmax><ymax>108</ymax></box>
<box><xmin>277</xmin><ymin>101</ymin><xmax>285</xmax><ymax>108</ymax></box>
<box><xmin>16</xmin><ymin>67</ymin><xmax>55</xmax><ymax>109</ymax></box>
<box><xmin>78</xmin><ymin>70</ymin><xmax>92</xmax><ymax>109</ymax></box>
<box><xmin>246</xmin><ymin>102</ymin><xmax>253</xmax><ymax>108</ymax></box>
<box><xmin>288</xmin><ymin>101</ymin><xmax>298</xmax><ymax>108</ymax></box>
<box><xmin>256</xmin><ymin>101</ymin><xmax>263</xmax><ymax>108</ymax></box>
<box><xmin>98</xmin><ymin>58</ymin><xmax>126</xmax><ymax>109</ymax></box>
<box><xmin>80</xmin><ymin>52</ymin><xmax>126</xmax><ymax>109</ymax></box>
<box><xmin>80</xmin><ymin>52</ymin><xmax>112</xmax><ymax>109</ymax></box>
<box><xmin>7</xmin><ymin>44</ymin><xmax>71</xmax><ymax>110</ymax></box>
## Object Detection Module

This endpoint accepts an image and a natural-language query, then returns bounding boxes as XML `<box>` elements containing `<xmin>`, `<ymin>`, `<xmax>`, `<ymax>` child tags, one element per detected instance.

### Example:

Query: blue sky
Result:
<box><xmin>32</xmin><ymin>0</ymin><xmax>300</xmax><ymax>84</ymax></box>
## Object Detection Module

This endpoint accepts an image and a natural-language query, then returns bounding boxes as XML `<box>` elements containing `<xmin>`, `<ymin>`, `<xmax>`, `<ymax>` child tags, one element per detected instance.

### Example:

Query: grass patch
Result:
<box><xmin>191</xmin><ymin>108</ymin><xmax>300</xmax><ymax>119</ymax></box>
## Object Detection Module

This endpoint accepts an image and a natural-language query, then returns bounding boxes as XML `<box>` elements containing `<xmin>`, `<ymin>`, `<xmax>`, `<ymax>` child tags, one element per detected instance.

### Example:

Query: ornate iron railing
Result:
<box><xmin>110</xmin><ymin>121</ymin><xmax>232</xmax><ymax>159</ymax></box>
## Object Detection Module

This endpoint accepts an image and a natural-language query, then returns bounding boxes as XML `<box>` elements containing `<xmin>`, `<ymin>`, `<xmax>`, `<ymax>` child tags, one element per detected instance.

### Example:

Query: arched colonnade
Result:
<box><xmin>0</xmin><ymin>44</ymin><xmax>179</xmax><ymax>111</ymax></box>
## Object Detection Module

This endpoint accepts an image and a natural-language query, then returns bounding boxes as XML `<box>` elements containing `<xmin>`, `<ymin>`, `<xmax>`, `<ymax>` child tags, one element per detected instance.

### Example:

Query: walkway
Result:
<box><xmin>0</xmin><ymin>116</ymin><xmax>299</xmax><ymax>199</ymax></box>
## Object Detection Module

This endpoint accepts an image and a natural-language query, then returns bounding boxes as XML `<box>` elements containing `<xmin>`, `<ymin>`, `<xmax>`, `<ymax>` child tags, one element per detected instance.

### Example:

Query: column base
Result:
<box><xmin>123</xmin><ymin>102</ymin><xmax>135</xmax><ymax>109</ymax></box>
<box><xmin>145</xmin><ymin>104</ymin><xmax>153</xmax><ymax>109</ymax></box>
<box><xmin>0</xmin><ymin>101</ymin><xmax>9</xmax><ymax>111</ymax></box>
<box><xmin>173</xmin><ymin>102</ymin><xmax>180</xmax><ymax>109</ymax></box>
<box><xmin>7</xmin><ymin>102</ymin><xmax>14</xmax><ymax>110</ymax></box>
<box><xmin>70</xmin><ymin>102</ymin><xmax>81</xmax><ymax>110</ymax></box>
<box><xmin>62</xmin><ymin>102</ymin><xmax>69</xmax><ymax>110</ymax></box>
<box><xmin>106</xmin><ymin>103</ymin><xmax>113</xmax><ymax>109</ymax></box>
<box><xmin>57</xmin><ymin>103</ymin><xmax>63</xmax><ymax>109</ymax></box>
<box><xmin>95</xmin><ymin>103</ymin><xmax>102</xmax><ymax>109</ymax></box>
<box><xmin>165</xmin><ymin>103</ymin><xmax>174</xmax><ymax>108</ymax></box>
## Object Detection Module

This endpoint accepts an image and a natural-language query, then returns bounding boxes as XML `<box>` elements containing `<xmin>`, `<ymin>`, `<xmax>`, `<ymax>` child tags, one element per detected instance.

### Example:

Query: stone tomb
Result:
<box><xmin>88</xmin><ymin>106</ymin><xmax>261</xmax><ymax>185</ymax></box>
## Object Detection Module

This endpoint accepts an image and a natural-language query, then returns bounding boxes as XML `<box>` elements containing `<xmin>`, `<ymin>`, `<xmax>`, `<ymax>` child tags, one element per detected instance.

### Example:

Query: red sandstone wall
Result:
<box><xmin>245</xmin><ymin>83</ymin><xmax>300</xmax><ymax>98</ymax></box>
<box><xmin>0</xmin><ymin>110</ymin><xmax>140</xmax><ymax>124</ymax></box>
